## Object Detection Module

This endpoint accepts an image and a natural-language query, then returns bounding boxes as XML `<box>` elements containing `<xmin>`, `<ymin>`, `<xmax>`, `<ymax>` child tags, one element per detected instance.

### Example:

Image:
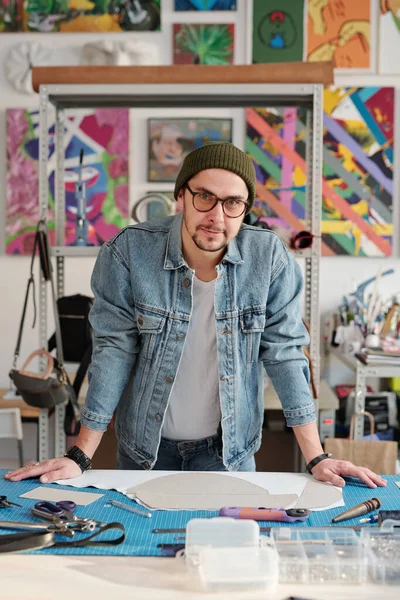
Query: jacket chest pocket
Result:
<box><xmin>136</xmin><ymin>311</ymin><xmax>166</xmax><ymax>361</ymax></box>
<box><xmin>240</xmin><ymin>312</ymin><xmax>266</xmax><ymax>363</ymax></box>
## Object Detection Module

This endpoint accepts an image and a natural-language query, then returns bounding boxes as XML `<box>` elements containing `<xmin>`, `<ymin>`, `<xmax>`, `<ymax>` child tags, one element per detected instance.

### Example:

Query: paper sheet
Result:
<box><xmin>19</xmin><ymin>486</ymin><xmax>104</xmax><ymax>506</ymax></box>
<box><xmin>56</xmin><ymin>470</ymin><xmax>344</xmax><ymax>511</ymax></box>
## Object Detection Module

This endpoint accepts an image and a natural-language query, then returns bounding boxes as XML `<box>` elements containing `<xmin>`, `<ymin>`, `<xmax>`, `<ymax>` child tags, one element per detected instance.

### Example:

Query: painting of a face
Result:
<box><xmin>148</xmin><ymin>118</ymin><xmax>233</xmax><ymax>182</ymax></box>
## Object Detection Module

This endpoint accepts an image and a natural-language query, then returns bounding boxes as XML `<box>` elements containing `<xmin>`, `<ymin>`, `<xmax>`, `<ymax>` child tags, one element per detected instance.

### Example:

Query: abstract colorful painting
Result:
<box><xmin>173</xmin><ymin>23</ymin><xmax>234</xmax><ymax>64</ymax></box>
<box><xmin>6</xmin><ymin>108</ymin><xmax>130</xmax><ymax>255</ymax></box>
<box><xmin>148</xmin><ymin>118</ymin><xmax>232</xmax><ymax>182</ymax></box>
<box><xmin>174</xmin><ymin>0</ymin><xmax>236</xmax><ymax>10</ymax></box>
<box><xmin>307</xmin><ymin>0</ymin><xmax>371</xmax><ymax>69</ymax></box>
<box><xmin>0</xmin><ymin>0</ymin><xmax>160</xmax><ymax>32</ymax></box>
<box><xmin>246</xmin><ymin>87</ymin><xmax>394</xmax><ymax>257</ymax></box>
<box><xmin>252</xmin><ymin>0</ymin><xmax>305</xmax><ymax>63</ymax></box>
<box><xmin>379</xmin><ymin>1</ymin><xmax>400</xmax><ymax>73</ymax></box>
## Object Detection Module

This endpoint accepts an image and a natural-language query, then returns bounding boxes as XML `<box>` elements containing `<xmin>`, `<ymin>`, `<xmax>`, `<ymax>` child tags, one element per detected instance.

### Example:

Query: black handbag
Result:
<box><xmin>9</xmin><ymin>220</ymin><xmax>81</xmax><ymax>434</ymax></box>
<box><xmin>48</xmin><ymin>294</ymin><xmax>93</xmax><ymax>364</ymax></box>
<box><xmin>10</xmin><ymin>348</ymin><xmax>69</xmax><ymax>408</ymax></box>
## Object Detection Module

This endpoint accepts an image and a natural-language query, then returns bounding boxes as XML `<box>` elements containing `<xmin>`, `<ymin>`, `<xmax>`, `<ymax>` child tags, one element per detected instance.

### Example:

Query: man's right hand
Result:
<box><xmin>4</xmin><ymin>458</ymin><xmax>82</xmax><ymax>483</ymax></box>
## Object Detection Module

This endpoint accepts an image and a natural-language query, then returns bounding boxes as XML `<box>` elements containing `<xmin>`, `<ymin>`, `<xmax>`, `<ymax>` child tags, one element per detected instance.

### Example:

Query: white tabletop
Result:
<box><xmin>1</xmin><ymin>555</ymin><xmax>399</xmax><ymax>599</ymax></box>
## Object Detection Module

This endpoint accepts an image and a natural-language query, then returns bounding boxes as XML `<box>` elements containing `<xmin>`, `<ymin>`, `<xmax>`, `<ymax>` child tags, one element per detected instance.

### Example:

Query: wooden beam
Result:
<box><xmin>32</xmin><ymin>63</ymin><xmax>334</xmax><ymax>92</ymax></box>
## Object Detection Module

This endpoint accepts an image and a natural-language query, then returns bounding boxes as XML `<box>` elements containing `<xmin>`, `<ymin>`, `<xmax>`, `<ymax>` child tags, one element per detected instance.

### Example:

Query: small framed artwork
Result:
<box><xmin>148</xmin><ymin>118</ymin><xmax>233</xmax><ymax>182</ymax></box>
<box><xmin>173</xmin><ymin>23</ymin><xmax>234</xmax><ymax>65</ymax></box>
<box><xmin>174</xmin><ymin>1</ymin><xmax>236</xmax><ymax>10</ymax></box>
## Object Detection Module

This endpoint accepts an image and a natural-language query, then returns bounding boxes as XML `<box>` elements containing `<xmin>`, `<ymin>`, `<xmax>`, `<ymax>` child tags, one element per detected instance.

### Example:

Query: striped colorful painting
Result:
<box><xmin>245</xmin><ymin>87</ymin><xmax>394</xmax><ymax>257</ymax></box>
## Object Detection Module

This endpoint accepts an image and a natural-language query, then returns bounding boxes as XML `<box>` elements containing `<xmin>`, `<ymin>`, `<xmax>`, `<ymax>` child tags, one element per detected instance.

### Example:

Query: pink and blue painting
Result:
<box><xmin>175</xmin><ymin>1</ymin><xmax>236</xmax><ymax>10</ymax></box>
<box><xmin>6</xmin><ymin>108</ymin><xmax>130</xmax><ymax>255</ymax></box>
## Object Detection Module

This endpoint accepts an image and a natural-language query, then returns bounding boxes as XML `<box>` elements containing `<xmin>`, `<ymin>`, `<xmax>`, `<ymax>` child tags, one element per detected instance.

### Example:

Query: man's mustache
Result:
<box><xmin>197</xmin><ymin>225</ymin><xmax>226</xmax><ymax>234</ymax></box>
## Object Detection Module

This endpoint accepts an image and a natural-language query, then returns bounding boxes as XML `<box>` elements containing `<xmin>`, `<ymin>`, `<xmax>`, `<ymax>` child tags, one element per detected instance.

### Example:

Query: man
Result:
<box><xmin>6</xmin><ymin>142</ymin><xmax>386</xmax><ymax>489</ymax></box>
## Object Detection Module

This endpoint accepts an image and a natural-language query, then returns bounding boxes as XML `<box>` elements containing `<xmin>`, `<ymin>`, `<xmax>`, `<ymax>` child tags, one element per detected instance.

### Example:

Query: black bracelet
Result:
<box><xmin>305</xmin><ymin>453</ymin><xmax>332</xmax><ymax>474</ymax></box>
<box><xmin>64</xmin><ymin>445</ymin><xmax>92</xmax><ymax>473</ymax></box>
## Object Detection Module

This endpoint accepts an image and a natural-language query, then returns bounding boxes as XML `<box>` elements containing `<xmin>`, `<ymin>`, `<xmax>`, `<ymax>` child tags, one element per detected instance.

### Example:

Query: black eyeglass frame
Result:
<box><xmin>185</xmin><ymin>184</ymin><xmax>249</xmax><ymax>218</ymax></box>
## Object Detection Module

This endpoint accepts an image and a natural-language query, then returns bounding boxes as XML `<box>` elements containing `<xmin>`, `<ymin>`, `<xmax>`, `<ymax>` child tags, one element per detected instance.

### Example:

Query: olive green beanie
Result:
<box><xmin>174</xmin><ymin>142</ymin><xmax>256</xmax><ymax>214</ymax></box>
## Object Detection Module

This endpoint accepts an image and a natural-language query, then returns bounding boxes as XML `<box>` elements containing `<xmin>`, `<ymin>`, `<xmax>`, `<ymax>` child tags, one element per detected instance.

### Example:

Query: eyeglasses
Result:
<box><xmin>185</xmin><ymin>184</ymin><xmax>249</xmax><ymax>218</ymax></box>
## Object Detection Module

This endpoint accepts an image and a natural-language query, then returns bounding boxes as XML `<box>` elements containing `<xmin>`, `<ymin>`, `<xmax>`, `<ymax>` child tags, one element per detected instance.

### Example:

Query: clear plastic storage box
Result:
<box><xmin>361</xmin><ymin>520</ymin><xmax>400</xmax><ymax>585</ymax></box>
<box><xmin>271</xmin><ymin>527</ymin><xmax>368</xmax><ymax>585</ymax></box>
<box><xmin>185</xmin><ymin>517</ymin><xmax>279</xmax><ymax>593</ymax></box>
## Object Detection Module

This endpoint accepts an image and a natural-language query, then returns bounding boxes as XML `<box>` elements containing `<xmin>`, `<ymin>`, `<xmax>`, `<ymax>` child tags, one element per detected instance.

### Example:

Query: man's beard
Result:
<box><xmin>192</xmin><ymin>226</ymin><xmax>227</xmax><ymax>253</ymax></box>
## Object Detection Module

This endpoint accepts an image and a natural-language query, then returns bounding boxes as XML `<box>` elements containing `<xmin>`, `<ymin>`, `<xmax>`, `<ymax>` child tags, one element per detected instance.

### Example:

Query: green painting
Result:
<box><xmin>252</xmin><ymin>0</ymin><xmax>305</xmax><ymax>64</ymax></box>
<box><xmin>173</xmin><ymin>23</ymin><xmax>234</xmax><ymax>65</ymax></box>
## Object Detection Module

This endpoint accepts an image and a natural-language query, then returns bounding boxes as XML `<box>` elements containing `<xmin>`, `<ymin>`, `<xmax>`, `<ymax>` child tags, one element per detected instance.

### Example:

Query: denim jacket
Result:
<box><xmin>82</xmin><ymin>213</ymin><xmax>316</xmax><ymax>470</ymax></box>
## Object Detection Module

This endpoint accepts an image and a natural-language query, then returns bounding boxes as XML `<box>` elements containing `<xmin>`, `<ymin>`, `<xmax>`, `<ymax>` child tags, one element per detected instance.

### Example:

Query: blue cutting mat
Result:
<box><xmin>0</xmin><ymin>470</ymin><xmax>399</xmax><ymax>556</ymax></box>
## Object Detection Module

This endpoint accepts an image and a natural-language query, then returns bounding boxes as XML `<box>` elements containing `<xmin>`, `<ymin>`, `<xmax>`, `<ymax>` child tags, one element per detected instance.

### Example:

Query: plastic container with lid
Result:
<box><xmin>272</xmin><ymin>527</ymin><xmax>368</xmax><ymax>585</ymax></box>
<box><xmin>185</xmin><ymin>517</ymin><xmax>279</xmax><ymax>592</ymax></box>
<box><xmin>361</xmin><ymin>519</ymin><xmax>400</xmax><ymax>584</ymax></box>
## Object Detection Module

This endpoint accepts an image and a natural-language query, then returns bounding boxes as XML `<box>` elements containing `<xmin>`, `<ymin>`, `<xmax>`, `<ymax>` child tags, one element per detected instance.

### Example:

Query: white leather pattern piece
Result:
<box><xmin>295</xmin><ymin>478</ymin><xmax>343</xmax><ymax>509</ymax></box>
<box><xmin>126</xmin><ymin>472</ymin><xmax>298</xmax><ymax>510</ymax></box>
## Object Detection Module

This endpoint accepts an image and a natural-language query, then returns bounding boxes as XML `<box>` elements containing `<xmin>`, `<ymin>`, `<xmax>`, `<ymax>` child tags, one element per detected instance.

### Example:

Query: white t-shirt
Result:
<box><xmin>161</xmin><ymin>275</ymin><xmax>221</xmax><ymax>440</ymax></box>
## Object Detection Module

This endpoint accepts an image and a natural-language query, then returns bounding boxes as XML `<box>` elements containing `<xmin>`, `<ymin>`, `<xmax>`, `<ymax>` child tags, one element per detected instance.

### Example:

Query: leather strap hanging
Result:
<box><xmin>11</xmin><ymin>219</ymin><xmax>81</xmax><ymax>434</ymax></box>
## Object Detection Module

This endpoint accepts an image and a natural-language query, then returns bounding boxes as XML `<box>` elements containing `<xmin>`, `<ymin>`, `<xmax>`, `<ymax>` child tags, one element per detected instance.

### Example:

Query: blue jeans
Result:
<box><xmin>117</xmin><ymin>435</ymin><xmax>256</xmax><ymax>471</ymax></box>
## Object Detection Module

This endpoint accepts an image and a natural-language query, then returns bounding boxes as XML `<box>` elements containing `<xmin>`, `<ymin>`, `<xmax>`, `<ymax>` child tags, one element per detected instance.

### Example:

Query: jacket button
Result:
<box><xmin>177</xmin><ymin>333</ymin><xmax>185</xmax><ymax>341</ymax></box>
<box><xmin>183</xmin><ymin>278</ymin><xmax>190</xmax><ymax>287</ymax></box>
<box><xmin>143</xmin><ymin>461</ymin><xmax>150</xmax><ymax>469</ymax></box>
<box><xmin>137</xmin><ymin>315</ymin><xmax>143</xmax><ymax>326</ymax></box>
<box><xmin>166</xmin><ymin>375</ymin><xmax>174</xmax><ymax>383</ymax></box>
<box><xmin>155</xmin><ymin>413</ymin><xmax>162</xmax><ymax>421</ymax></box>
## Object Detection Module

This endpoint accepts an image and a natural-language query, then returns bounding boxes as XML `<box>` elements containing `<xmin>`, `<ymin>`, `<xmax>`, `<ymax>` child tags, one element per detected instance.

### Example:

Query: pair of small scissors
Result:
<box><xmin>33</xmin><ymin>501</ymin><xmax>76</xmax><ymax>521</ymax></box>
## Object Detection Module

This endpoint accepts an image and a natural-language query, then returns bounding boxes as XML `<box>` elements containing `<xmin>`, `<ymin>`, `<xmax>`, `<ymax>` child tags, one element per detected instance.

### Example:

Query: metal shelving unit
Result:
<box><xmin>354</xmin><ymin>360</ymin><xmax>400</xmax><ymax>440</ymax></box>
<box><xmin>38</xmin><ymin>82</ymin><xmax>323</xmax><ymax>459</ymax></box>
<box><xmin>329</xmin><ymin>348</ymin><xmax>400</xmax><ymax>439</ymax></box>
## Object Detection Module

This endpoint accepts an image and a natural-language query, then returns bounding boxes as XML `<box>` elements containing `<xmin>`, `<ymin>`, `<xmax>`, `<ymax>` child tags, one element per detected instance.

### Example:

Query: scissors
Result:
<box><xmin>33</xmin><ymin>501</ymin><xmax>77</xmax><ymax>521</ymax></box>
<box><xmin>31</xmin><ymin>501</ymin><xmax>97</xmax><ymax>533</ymax></box>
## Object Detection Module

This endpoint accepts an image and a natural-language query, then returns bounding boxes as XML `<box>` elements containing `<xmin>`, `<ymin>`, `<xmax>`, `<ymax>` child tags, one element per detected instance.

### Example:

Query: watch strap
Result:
<box><xmin>305</xmin><ymin>453</ymin><xmax>332</xmax><ymax>474</ymax></box>
<box><xmin>64</xmin><ymin>445</ymin><xmax>92</xmax><ymax>472</ymax></box>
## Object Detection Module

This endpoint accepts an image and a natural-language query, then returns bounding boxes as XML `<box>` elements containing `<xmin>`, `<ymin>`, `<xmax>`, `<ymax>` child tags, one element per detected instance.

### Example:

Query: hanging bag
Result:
<box><xmin>48</xmin><ymin>294</ymin><xmax>93</xmax><ymax>364</ymax></box>
<box><xmin>9</xmin><ymin>220</ymin><xmax>81</xmax><ymax>433</ymax></box>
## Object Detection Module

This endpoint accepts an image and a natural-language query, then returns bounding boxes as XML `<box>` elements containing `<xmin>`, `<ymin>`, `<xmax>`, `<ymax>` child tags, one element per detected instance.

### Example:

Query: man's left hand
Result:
<box><xmin>311</xmin><ymin>458</ymin><xmax>387</xmax><ymax>488</ymax></box>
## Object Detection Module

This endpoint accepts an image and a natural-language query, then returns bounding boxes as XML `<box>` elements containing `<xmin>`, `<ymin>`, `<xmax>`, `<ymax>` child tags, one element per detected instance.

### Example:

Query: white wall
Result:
<box><xmin>0</xmin><ymin>0</ymin><xmax>399</xmax><ymax>392</ymax></box>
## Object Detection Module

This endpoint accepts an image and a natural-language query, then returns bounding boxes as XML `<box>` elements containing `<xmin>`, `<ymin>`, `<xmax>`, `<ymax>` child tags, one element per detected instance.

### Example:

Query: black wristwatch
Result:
<box><xmin>64</xmin><ymin>445</ymin><xmax>92</xmax><ymax>473</ymax></box>
<box><xmin>305</xmin><ymin>452</ymin><xmax>332</xmax><ymax>474</ymax></box>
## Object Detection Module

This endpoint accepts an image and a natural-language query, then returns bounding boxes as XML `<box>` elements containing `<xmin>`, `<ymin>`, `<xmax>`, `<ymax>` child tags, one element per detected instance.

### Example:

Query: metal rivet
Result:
<box><xmin>155</xmin><ymin>414</ymin><xmax>162</xmax><ymax>422</ymax></box>
<box><xmin>137</xmin><ymin>315</ymin><xmax>143</xmax><ymax>326</ymax></box>
<box><xmin>183</xmin><ymin>279</ymin><xmax>190</xmax><ymax>287</ymax></box>
<box><xmin>166</xmin><ymin>376</ymin><xmax>174</xmax><ymax>383</ymax></box>
<box><xmin>177</xmin><ymin>333</ymin><xmax>185</xmax><ymax>341</ymax></box>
